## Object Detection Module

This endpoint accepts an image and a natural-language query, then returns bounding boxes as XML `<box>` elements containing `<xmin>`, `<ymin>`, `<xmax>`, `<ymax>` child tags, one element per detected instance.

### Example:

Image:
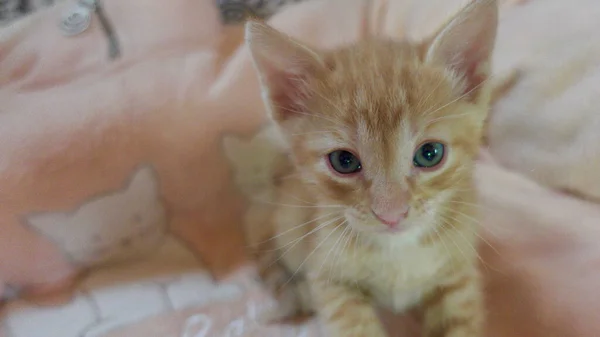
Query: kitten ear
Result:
<box><xmin>245</xmin><ymin>21</ymin><xmax>326</xmax><ymax>122</ymax></box>
<box><xmin>423</xmin><ymin>0</ymin><xmax>498</xmax><ymax>101</ymax></box>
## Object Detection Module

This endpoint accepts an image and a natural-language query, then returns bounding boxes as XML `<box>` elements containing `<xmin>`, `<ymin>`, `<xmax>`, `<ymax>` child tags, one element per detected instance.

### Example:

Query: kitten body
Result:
<box><xmin>245</xmin><ymin>1</ymin><xmax>497</xmax><ymax>336</ymax></box>
<box><xmin>269</xmin><ymin>172</ymin><xmax>480</xmax><ymax>335</ymax></box>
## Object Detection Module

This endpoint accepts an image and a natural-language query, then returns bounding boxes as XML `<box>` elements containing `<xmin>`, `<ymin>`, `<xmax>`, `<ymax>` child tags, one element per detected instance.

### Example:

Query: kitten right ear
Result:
<box><xmin>422</xmin><ymin>0</ymin><xmax>498</xmax><ymax>102</ymax></box>
<box><xmin>245</xmin><ymin>21</ymin><xmax>326</xmax><ymax>122</ymax></box>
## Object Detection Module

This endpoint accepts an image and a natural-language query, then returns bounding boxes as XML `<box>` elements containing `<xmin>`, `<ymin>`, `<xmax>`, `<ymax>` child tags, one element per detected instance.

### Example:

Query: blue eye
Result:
<box><xmin>328</xmin><ymin>150</ymin><xmax>362</xmax><ymax>174</ymax></box>
<box><xmin>413</xmin><ymin>142</ymin><xmax>445</xmax><ymax>168</ymax></box>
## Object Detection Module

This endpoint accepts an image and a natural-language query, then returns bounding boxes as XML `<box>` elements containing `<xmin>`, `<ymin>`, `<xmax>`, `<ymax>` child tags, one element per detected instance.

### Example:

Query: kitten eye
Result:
<box><xmin>328</xmin><ymin>150</ymin><xmax>362</xmax><ymax>174</ymax></box>
<box><xmin>413</xmin><ymin>142</ymin><xmax>445</xmax><ymax>169</ymax></box>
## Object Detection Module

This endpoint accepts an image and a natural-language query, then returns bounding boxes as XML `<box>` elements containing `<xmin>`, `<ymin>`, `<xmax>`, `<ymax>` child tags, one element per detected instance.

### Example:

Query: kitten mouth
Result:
<box><xmin>375</xmin><ymin>222</ymin><xmax>410</xmax><ymax>234</ymax></box>
<box><xmin>382</xmin><ymin>226</ymin><xmax>404</xmax><ymax>234</ymax></box>
<box><xmin>348</xmin><ymin>218</ymin><xmax>406</xmax><ymax>234</ymax></box>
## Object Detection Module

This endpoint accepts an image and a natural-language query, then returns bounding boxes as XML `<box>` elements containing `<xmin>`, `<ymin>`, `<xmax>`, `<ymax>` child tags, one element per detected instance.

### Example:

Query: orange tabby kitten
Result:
<box><xmin>245</xmin><ymin>0</ymin><xmax>497</xmax><ymax>336</ymax></box>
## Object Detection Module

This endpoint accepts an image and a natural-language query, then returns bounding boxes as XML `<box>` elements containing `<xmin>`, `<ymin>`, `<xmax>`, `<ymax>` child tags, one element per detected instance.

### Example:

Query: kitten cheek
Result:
<box><xmin>344</xmin><ymin>212</ymin><xmax>368</xmax><ymax>231</ymax></box>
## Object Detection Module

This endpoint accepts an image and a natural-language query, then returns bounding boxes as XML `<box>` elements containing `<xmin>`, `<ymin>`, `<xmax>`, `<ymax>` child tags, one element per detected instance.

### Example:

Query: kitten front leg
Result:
<box><xmin>309</xmin><ymin>276</ymin><xmax>387</xmax><ymax>337</ymax></box>
<box><xmin>253</xmin><ymin>241</ymin><xmax>314</xmax><ymax>323</ymax></box>
<box><xmin>259</xmin><ymin>260</ymin><xmax>314</xmax><ymax>323</ymax></box>
<box><xmin>421</xmin><ymin>267</ymin><xmax>484</xmax><ymax>337</ymax></box>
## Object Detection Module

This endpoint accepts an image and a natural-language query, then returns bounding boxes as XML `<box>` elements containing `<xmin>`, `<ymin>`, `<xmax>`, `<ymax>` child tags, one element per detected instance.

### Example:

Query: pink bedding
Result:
<box><xmin>1</xmin><ymin>0</ymin><xmax>599</xmax><ymax>336</ymax></box>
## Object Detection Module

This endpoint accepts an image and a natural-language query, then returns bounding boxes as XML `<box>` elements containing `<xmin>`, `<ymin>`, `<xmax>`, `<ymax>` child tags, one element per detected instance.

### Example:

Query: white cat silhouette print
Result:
<box><xmin>25</xmin><ymin>165</ymin><xmax>168</xmax><ymax>267</ymax></box>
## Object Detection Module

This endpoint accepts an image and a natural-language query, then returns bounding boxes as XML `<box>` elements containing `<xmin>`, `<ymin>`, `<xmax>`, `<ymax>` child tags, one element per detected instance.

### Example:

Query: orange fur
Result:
<box><xmin>245</xmin><ymin>0</ymin><xmax>498</xmax><ymax>336</ymax></box>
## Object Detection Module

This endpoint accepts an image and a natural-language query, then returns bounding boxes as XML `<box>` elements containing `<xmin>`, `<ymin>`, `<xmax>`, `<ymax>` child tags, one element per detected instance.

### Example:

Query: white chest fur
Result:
<box><xmin>317</xmin><ymin>231</ymin><xmax>448</xmax><ymax>313</ymax></box>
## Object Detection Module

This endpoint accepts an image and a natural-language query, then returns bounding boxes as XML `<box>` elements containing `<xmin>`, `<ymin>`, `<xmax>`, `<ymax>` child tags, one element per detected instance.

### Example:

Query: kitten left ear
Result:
<box><xmin>423</xmin><ymin>0</ymin><xmax>498</xmax><ymax>101</ymax></box>
<box><xmin>245</xmin><ymin>21</ymin><xmax>326</xmax><ymax>122</ymax></box>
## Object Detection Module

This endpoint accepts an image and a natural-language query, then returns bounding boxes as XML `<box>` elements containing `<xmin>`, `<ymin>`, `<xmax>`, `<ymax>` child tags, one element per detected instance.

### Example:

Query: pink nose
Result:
<box><xmin>372</xmin><ymin>208</ymin><xmax>409</xmax><ymax>227</ymax></box>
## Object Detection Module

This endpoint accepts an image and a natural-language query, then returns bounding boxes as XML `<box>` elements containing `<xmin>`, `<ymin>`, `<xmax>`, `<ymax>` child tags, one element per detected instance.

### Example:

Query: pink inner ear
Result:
<box><xmin>459</xmin><ymin>50</ymin><xmax>489</xmax><ymax>100</ymax></box>
<box><xmin>425</xmin><ymin>0</ymin><xmax>497</xmax><ymax>101</ymax></box>
<box><xmin>266</xmin><ymin>70</ymin><xmax>311</xmax><ymax>121</ymax></box>
<box><xmin>246</xmin><ymin>22</ymin><xmax>324</xmax><ymax>121</ymax></box>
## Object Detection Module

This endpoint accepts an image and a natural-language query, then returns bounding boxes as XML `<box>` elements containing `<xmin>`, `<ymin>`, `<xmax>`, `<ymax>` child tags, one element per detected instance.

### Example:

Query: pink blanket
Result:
<box><xmin>1</xmin><ymin>0</ymin><xmax>599</xmax><ymax>336</ymax></box>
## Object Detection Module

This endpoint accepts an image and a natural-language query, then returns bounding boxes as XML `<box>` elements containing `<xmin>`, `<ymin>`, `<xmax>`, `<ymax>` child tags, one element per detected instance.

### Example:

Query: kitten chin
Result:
<box><xmin>246</xmin><ymin>0</ymin><xmax>497</xmax><ymax>336</ymax></box>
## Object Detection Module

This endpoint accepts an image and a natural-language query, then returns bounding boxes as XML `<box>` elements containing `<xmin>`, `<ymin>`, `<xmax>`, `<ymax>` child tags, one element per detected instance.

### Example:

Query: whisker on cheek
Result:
<box><xmin>413</xmin><ymin>179</ymin><xmax>505</xmax><ymax>253</ymax></box>
<box><xmin>317</xmin><ymin>225</ymin><xmax>350</xmax><ymax>278</ymax></box>
<box><xmin>252</xmin><ymin>197</ymin><xmax>346</xmax><ymax>209</ymax></box>
<box><xmin>281</xmin><ymin>220</ymin><xmax>347</xmax><ymax>288</ymax></box>
<box><xmin>255</xmin><ymin>211</ymin><xmax>344</xmax><ymax>246</ymax></box>
<box><xmin>439</xmin><ymin>209</ymin><xmax>503</xmax><ymax>259</ymax></box>
<box><xmin>337</xmin><ymin>227</ymin><xmax>355</xmax><ymax>282</ymax></box>
<box><xmin>437</xmin><ymin>220</ymin><xmax>472</xmax><ymax>265</ymax></box>
<box><xmin>440</xmin><ymin>216</ymin><xmax>505</xmax><ymax>275</ymax></box>
<box><xmin>265</xmin><ymin>216</ymin><xmax>345</xmax><ymax>269</ymax></box>
<box><xmin>429</xmin><ymin>219</ymin><xmax>456</xmax><ymax>274</ymax></box>
<box><xmin>445</xmin><ymin>199</ymin><xmax>493</xmax><ymax>212</ymax></box>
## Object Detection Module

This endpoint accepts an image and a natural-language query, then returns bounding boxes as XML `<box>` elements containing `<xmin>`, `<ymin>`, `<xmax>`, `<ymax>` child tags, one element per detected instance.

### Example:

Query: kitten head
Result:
<box><xmin>246</xmin><ymin>0</ymin><xmax>497</xmax><ymax>236</ymax></box>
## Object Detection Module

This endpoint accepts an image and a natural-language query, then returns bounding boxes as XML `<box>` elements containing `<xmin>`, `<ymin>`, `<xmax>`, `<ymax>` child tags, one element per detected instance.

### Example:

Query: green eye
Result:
<box><xmin>328</xmin><ymin>150</ymin><xmax>362</xmax><ymax>174</ymax></box>
<box><xmin>413</xmin><ymin>142</ymin><xmax>445</xmax><ymax>168</ymax></box>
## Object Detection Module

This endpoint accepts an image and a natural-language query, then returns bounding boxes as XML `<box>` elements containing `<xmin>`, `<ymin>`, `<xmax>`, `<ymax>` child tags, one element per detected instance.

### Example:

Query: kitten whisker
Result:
<box><xmin>437</xmin><ymin>220</ymin><xmax>472</xmax><ymax>267</ymax></box>
<box><xmin>438</xmin><ymin>217</ymin><xmax>504</xmax><ymax>275</ymax></box>
<box><xmin>353</xmin><ymin>232</ymin><xmax>362</xmax><ymax>289</ymax></box>
<box><xmin>440</xmin><ymin>201</ymin><xmax>503</xmax><ymax>237</ymax></box>
<box><xmin>282</xmin><ymin>219</ymin><xmax>347</xmax><ymax>288</ymax></box>
<box><xmin>318</xmin><ymin>225</ymin><xmax>350</xmax><ymax>281</ymax></box>
<box><xmin>411</xmin><ymin>183</ymin><xmax>502</xmax><ymax>240</ymax></box>
<box><xmin>441</xmin><ymin>210</ymin><xmax>504</xmax><ymax>260</ymax></box>
<box><xmin>336</xmin><ymin>225</ymin><xmax>355</xmax><ymax>283</ymax></box>
<box><xmin>444</xmin><ymin>199</ymin><xmax>490</xmax><ymax>209</ymax></box>
<box><xmin>256</xmin><ymin>211</ymin><xmax>343</xmax><ymax>246</ymax></box>
<box><xmin>277</xmin><ymin>190</ymin><xmax>321</xmax><ymax>206</ymax></box>
<box><xmin>265</xmin><ymin>216</ymin><xmax>344</xmax><ymax>269</ymax></box>
<box><xmin>269</xmin><ymin>215</ymin><xmax>344</xmax><ymax>252</ymax></box>
<box><xmin>432</xmin><ymin>222</ymin><xmax>461</xmax><ymax>276</ymax></box>
<box><xmin>325</xmin><ymin>223</ymin><xmax>348</xmax><ymax>287</ymax></box>
<box><xmin>441</xmin><ymin>205</ymin><xmax>486</xmax><ymax>228</ymax></box>
<box><xmin>251</xmin><ymin>197</ymin><xmax>346</xmax><ymax>209</ymax></box>
<box><xmin>430</xmin><ymin>222</ymin><xmax>456</xmax><ymax>274</ymax></box>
